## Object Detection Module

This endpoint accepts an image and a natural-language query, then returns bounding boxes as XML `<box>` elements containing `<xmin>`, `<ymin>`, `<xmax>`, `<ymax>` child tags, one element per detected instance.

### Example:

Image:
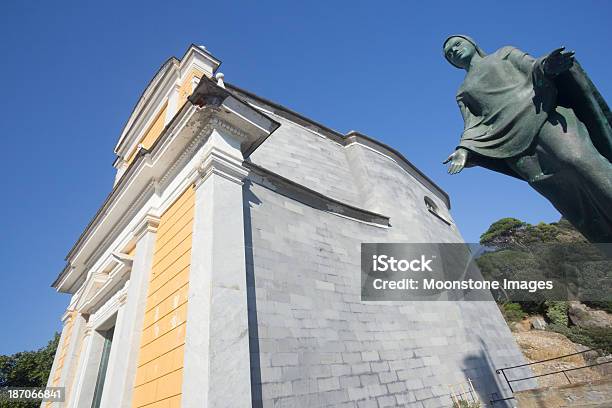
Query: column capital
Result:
<box><xmin>61</xmin><ymin>309</ymin><xmax>76</xmax><ymax>324</ymax></box>
<box><xmin>83</xmin><ymin>324</ymin><xmax>93</xmax><ymax>338</ymax></box>
<box><xmin>132</xmin><ymin>214</ymin><xmax>160</xmax><ymax>242</ymax></box>
<box><xmin>195</xmin><ymin>147</ymin><xmax>249</xmax><ymax>188</ymax></box>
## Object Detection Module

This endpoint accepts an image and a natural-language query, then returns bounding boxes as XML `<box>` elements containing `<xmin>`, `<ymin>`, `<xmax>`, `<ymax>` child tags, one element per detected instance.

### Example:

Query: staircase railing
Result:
<box><xmin>490</xmin><ymin>347</ymin><xmax>611</xmax><ymax>406</ymax></box>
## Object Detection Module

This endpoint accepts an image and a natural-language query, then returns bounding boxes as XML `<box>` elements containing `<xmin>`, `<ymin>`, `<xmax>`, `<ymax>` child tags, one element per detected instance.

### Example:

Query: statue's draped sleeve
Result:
<box><xmin>455</xmin><ymin>47</ymin><xmax>553</xmax><ymax>161</ymax></box>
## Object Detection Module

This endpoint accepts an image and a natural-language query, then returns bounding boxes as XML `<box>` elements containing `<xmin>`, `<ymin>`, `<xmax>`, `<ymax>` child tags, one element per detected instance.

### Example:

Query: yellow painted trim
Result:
<box><xmin>131</xmin><ymin>187</ymin><xmax>194</xmax><ymax>408</ymax></box>
<box><xmin>177</xmin><ymin>68</ymin><xmax>205</xmax><ymax>111</ymax></box>
<box><xmin>126</xmin><ymin>101</ymin><xmax>169</xmax><ymax>165</ymax></box>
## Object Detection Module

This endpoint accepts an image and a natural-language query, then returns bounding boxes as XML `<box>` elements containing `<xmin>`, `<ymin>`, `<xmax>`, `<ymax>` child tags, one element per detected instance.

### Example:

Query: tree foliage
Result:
<box><xmin>479</xmin><ymin>217</ymin><xmax>587</xmax><ymax>248</ymax></box>
<box><xmin>0</xmin><ymin>333</ymin><xmax>59</xmax><ymax>408</ymax></box>
<box><xmin>479</xmin><ymin>217</ymin><xmax>528</xmax><ymax>247</ymax></box>
<box><xmin>476</xmin><ymin>217</ymin><xmax>607</xmax><ymax>303</ymax></box>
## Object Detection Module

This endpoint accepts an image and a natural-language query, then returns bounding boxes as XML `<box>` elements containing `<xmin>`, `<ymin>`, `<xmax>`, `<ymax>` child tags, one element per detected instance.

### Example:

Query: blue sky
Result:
<box><xmin>0</xmin><ymin>1</ymin><xmax>610</xmax><ymax>354</ymax></box>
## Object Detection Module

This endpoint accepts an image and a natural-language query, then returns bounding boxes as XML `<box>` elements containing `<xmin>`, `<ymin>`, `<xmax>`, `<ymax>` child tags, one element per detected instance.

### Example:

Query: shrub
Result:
<box><xmin>501</xmin><ymin>302</ymin><xmax>526</xmax><ymax>322</ymax></box>
<box><xmin>518</xmin><ymin>301</ymin><xmax>546</xmax><ymax>315</ymax></box>
<box><xmin>545</xmin><ymin>301</ymin><xmax>569</xmax><ymax>326</ymax></box>
<box><xmin>547</xmin><ymin>324</ymin><xmax>612</xmax><ymax>354</ymax></box>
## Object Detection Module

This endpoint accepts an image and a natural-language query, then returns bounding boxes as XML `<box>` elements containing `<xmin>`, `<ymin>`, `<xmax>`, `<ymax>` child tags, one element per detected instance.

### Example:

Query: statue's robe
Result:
<box><xmin>455</xmin><ymin>47</ymin><xmax>612</xmax><ymax>242</ymax></box>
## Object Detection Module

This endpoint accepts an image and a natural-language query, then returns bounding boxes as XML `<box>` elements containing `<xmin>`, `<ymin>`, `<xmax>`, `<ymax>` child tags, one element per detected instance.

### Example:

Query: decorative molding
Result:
<box><xmin>82</xmin><ymin>183</ymin><xmax>156</xmax><ymax>274</ymax></box>
<box><xmin>195</xmin><ymin>147</ymin><xmax>249</xmax><ymax>188</ymax></box>
<box><xmin>116</xmin><ymin>44</ymin><xmax>221</xmax><ymax>158</ymax></box>
<box><xmin>158</xmin><ymin>122</ymin><xmax>213</xmax><ymax>189</ymax></box>
<box><xmin>115</xmin><ymin>64</ymin><xmax>180</xmax><ymax>157</ymax></box>
<box><xmin>76</xmin><ymin>259</ymin><xmax>131</xmax><ymax>314</ymax></box>
<box><xmin>209</xmin><ymin>117</ymin><xmax>251</xmax><ymax>143</ymax></box>
<box><xmin>118</xmin><ymin>290</ymin><xmax>128</xmax><ymax>307</ymax></box>
<box><xmin>57</xmin><ymin>77</ymin><xmax>278</xmax><ymax>294</ymax></box>
<box><xmin>131</xmin><ymin>214</ymin><xmax>161</xmax><ymax>242</ymax></box>
<box><xmin>56</xmin><ymin>105</ymin><xmax>200</xmax><ymax>292</ymax></box>
<box><xmin>61</xmin><ymin>309</ymin><xmax>75</xmax><ymax>324</ymax></box>
<box><xmin>75</xmin><ymin>272</ymin><xmax>109</xmax><ymax>313</ymax></box>
<box><xmin>88</xmin><ymin>283</ymin><xmax>129</xmax><ymax>329</ymax></box>
<box><xmin>111</xmin><ymin>251</ymin><xmax>134</xmax><ymax>267</ymax></box>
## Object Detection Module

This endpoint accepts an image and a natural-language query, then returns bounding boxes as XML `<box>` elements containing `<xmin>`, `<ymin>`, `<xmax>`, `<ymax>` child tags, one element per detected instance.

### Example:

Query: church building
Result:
<box><xmin>45</xmin><ymin>44</ymin><xmax>527</xmax><ymax>408</ymax></box>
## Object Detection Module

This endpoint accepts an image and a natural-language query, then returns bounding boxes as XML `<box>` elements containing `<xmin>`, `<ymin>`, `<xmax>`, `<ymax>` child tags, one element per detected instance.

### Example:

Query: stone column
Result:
<box><xmin>66</xmin><ymin>325</ymin><xmax>92</xmax><ymax>408</ymax></box>
<box><xmin>50</xmin><ymin>311</ymin><xmax>86</xmax><ymax>408</ymax></box>
<box><xmin>41</xmin><ymin>311</ymin><xmax>76</xmax><ymax>408</ymax></box>
<box><xmin>99</xmin><ymin>215</ymin><xmax>159</xmax><ymax>408</ymax></box>
<box><xmin>181</xmin><ymin>127</ymin><xmax>252</xmax><ymax>407</ymax></box>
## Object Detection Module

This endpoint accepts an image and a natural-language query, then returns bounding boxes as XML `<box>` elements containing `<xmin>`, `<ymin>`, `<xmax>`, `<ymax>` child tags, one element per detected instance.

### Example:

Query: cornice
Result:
<box><xmin>209</xmin><ymin>117</ymin><xmax>251</xmax><ymax>143</ymax></box>
<box><xmin>56</xmin><ymin>82</ymin><xmax>279</xmax><ymax>294</ymax></box>
<box><xmin>158</xmin><ymin>121</ymin><xmax>213</xmax><ymax>190</ymax></box>
<box><xmin>115</xmin><ymin>60</ymin><xmax>180</xmax><ymax>156</ymax></box>
<box><xmin>82</xmin><ymin>183</ymin><xmax>156</xmax><ymax>274</ymax></box>
<box><xmin>245</xmin><ymin>162</ymin><xmax>390</xmax><ymax>227</ymax></box>
<box><xmin>344</xmin><ymin>132</ymin><xmax>451</xmax><ymax>209</ymax></box>
<box><xmin>60</xmin><ymin>103</ymin><xmax>197</xmax><ymax>265</ymax></box>
<box><xmin>115</xmin><ymin>45</ymin><xmax>222</xmax><ymax>157</ymax></box>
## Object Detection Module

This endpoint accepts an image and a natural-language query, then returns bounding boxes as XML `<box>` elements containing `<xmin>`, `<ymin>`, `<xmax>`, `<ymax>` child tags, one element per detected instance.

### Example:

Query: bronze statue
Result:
<box><xmin>443</xmin><ymin>35</ymin><xmax>612</xmax><ymax>243</ymax></box>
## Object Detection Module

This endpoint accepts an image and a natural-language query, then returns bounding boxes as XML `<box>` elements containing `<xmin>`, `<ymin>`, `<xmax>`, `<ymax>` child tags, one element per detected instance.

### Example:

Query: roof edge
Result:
<box><xmin>225</xmin><ymin>83</ymin><xmax>451</xmax><ymax>209</ymax></box>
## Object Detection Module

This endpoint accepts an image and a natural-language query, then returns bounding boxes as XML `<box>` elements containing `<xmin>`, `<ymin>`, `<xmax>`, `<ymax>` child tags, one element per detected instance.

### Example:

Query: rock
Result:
<box><xmin>512</xmin><ymin>330</ymin><xmax>604</xmax><ymax>387</ymax></box>
<box><xmin>529</xmin><ymin>315</ymin><xmax>547</xmax><ymax>330</ymax></box>
<box><xmin>512</xmin><ymin>318</ymin><xmax>532</xmax><ymax>332</ymax></box>
<box><xmin>568</xmin><ymin>301</ymin><xmax>612</xmax><ymax>329</ymax></box>
<box><xmin>514</xmin><ymin>331</ymin><xmax>584</xmax><ymax>364</ymax></box>
<box><xmin>595</xmin><ymin>355</ymin><xmax>612</xmax><ymax>377</ymax></box>
<box><xmin>574</xmin><ymin>344</ymin><xmax>600</xmax><ymax>362</ymax></box>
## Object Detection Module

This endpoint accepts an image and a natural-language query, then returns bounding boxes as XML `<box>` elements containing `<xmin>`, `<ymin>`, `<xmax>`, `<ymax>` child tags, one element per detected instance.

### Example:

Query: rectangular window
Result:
<box><xmin>90</xmin><ymin>326</ymin><xmax>114</xmax><ymax>408</ymax></box>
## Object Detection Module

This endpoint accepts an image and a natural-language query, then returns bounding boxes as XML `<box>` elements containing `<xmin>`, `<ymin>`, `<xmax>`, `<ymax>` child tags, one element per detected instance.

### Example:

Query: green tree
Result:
<box><xmin>479</xmin><ymin>217</ymin><xmax>587</xmax><ymax>249</ymax></box>
<box><xmin>479</xmin><ymin>217</ymin><xmax>528</xmax><ymax>248</ymax></box>
<box><xmin>0</xmin><ymin>333</ymin><xmax>60</xmax><ymax>408</ymax></box>
<box><xmin>477</xmin><ymin>217</ymin><xmax>611</xmax><ymax>352</ymax></box>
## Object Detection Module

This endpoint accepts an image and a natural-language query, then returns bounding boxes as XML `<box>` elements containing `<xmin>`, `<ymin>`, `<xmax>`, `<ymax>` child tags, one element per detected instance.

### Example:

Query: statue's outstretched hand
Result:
<box><xmin>443</xmin><ymin>148</ymin><xmax>468</xmax><ymax>175</ymax></box>
<box><xmin>544</xmin><ymin>47</ymin><xmax>575</xmax><ymax>76</ymax></box>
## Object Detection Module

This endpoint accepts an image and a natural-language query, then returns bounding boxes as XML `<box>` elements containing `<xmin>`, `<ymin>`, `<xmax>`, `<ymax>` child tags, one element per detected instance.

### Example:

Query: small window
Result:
<box><xmin>424</xmin><ymin>196</ymin><xmax>438</xmax><ymax>213</ymax></box>
<box><xmin>424</xmin><ymin>196</ymin><xmax>451</xmax><ymax>225</ymax></box>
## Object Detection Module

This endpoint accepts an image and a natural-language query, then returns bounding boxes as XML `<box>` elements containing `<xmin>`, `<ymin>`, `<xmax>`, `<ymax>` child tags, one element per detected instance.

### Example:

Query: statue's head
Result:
<box><xmin>443</xmin><ymin>35</ymin><xmax>486</xmax><ymax>69</ymax></box>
